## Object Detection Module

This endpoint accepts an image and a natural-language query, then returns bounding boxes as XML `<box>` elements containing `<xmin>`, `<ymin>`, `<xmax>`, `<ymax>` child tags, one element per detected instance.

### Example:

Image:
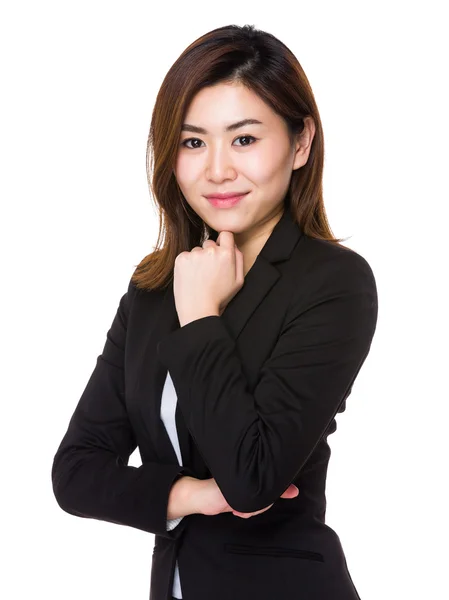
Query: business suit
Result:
<box><xmin>51</xmin><ymin>206</ymin><xmax>378</xmax><ymax>600</ymax></box>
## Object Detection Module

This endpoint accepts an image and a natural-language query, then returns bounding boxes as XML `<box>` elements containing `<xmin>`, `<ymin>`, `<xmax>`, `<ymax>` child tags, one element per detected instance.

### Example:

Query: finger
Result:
<box><xmin>280</xmin><ymin>485</ymin><xmax>299</xmax><ymax>498</ymax></box>
<box><xmin>232</xmin><ymin>503</ymin><xmax>273</xmax><ymax>518</ymax></box>
<box><xmin>216</xmin><ymin>231</ymin><xmax>235</xmax><ymax>248</ymax></box>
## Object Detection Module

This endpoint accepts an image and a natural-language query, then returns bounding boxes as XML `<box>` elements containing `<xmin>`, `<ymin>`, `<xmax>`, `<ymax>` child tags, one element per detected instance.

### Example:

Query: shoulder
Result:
<box><xmin>125</xmin><ymin>272</ymin><xmax>167</xmax><ymax>321</ymax></box>
<box><xmin>281</xmin><ymin>235</ymin><xmax>378</xmax><ymax>337</ymax></box>
<box><xmin>285</xmin><ymin>234</ymin><xmax>378</xmax><ymax>326</ymax></box>
<box><xmin>295</xmin><ymin>234</ymin><xmax>377</xmax><ymax>290</ymax></box>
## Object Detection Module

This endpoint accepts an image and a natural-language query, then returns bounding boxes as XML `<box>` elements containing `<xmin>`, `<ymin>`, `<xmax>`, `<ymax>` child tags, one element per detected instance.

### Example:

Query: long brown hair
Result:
<box><xmin>131</xmin><ymin>24</ymin><xmax>347</xmax><ymax>292</ymax></box>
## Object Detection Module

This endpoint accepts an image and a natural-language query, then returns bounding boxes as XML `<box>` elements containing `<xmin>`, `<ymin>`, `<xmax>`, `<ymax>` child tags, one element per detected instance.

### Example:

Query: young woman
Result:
<box><xmin>52</xmin><ymin>24</ymin><xmax>378</xmax><ymax>600</ymax></box>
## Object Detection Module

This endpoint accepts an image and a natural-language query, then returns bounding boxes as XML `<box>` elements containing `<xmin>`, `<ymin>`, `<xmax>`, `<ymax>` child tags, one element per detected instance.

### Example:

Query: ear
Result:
<box><xmin>292</xmin><ymin>116</ymin><xmax>316</xmax><ymax>171</ymax></box>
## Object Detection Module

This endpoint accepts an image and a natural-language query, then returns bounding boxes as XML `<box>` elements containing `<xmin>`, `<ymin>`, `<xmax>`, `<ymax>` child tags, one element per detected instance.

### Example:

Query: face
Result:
<box><xmin>173</xmin><ymin>81</ymin><xmax>315</xmax><ymax>249</ymax></box>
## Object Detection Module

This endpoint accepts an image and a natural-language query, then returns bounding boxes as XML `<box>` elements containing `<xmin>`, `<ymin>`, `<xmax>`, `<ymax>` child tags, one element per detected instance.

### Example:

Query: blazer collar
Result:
<box><xmin>172</xmin><ymin>205</ymin><xmax>304</xmax><ymax>340</ymax></box>
<box><xmin>141</xmin><ymin>205</ymin><xmax>303</xmax><ymax>470</ymax></box>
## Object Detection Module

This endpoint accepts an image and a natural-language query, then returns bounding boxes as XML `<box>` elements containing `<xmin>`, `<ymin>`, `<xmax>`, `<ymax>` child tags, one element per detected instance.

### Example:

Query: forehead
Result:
<box><xmin>182</xmin><ymin>83</ymin><xmax>280</xmax><ymax>133</ymax></box>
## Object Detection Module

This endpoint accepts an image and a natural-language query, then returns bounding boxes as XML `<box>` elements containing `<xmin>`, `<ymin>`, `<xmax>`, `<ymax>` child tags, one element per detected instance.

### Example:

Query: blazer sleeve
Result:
<box><xmin>157</xmin><ymin>250</ymin><xmax>378</xmax><ymax>513</ymax></box>
<box><xmin>51</xmin><ymin>277</ymin><xmax>195</xmax><ymax>539</ymax></box>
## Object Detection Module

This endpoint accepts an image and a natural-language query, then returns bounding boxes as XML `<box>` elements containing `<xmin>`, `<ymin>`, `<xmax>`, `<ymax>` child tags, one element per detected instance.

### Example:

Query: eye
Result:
<box><xmin>180</xmin><ymin>135</ymin><xmax>257</xmax><ymax>149</ymax></box>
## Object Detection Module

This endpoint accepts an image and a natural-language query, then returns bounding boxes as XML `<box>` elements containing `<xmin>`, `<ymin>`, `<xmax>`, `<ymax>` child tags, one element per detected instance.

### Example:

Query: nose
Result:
<box><xmin>206</xmin><ymin>145</ymin><xmax>237</xmax><ymax>181</ymax></box>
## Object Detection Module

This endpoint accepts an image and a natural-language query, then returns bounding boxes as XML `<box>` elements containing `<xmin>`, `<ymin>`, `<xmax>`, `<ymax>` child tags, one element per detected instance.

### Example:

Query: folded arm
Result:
<box><xmin>51</xmin><ymin>279</ymin><xmax>195</xmax><ymax>539</ymax></box>
<box><xmin>157</xmin><ymin>251</ymin><xmax>378</xmax><ymax>513</ymax></box>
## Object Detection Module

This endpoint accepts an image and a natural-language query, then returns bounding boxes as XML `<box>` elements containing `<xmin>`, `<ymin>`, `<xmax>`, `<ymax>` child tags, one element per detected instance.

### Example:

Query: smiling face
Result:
<box><xmin>173</xmin><ymin>81</ymin><xmax>315</xmax><ymax>250</ymax></box>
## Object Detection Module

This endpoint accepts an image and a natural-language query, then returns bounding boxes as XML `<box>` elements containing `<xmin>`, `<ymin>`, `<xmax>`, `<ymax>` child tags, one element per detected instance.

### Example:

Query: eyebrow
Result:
<box><xmin>181</xmin><ymin>118</ymin><xmax>263</xmax><ymax>134</ymax></box>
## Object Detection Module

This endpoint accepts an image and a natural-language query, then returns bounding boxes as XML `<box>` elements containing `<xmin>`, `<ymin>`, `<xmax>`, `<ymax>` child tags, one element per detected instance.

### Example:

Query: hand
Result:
<box><xmin>195</xmin><ymin>477</ymin><xmax>299</xmax><ymax>519</ymax></box>
<box><xmin>173</xmin><ymin>231</ymin><xmax>244</xmax><ymax>326</ymax></box>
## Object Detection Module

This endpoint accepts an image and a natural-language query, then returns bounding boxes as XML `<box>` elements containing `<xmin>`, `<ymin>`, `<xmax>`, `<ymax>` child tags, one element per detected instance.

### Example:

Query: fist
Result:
<box><xmin>173</xmin><ymin>231</ymin><xmax>244</xmax><ymax>326</ymax></box>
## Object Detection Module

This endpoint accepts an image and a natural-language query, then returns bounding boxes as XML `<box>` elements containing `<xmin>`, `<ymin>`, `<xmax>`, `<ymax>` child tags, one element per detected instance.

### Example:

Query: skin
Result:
<box><xmin>194</xmin><ymin>477</ymin><xmax>300</xmax><ymax>519</ymax></box>
<box><xmin>174</xmin><ymin>80</ymin><xmax>316</xmax><ymax>278</ymax></box>
<box><xmin>167</xmin><ymin>476</ymin><xmax>300</xmax><ymax>520</ymax></box>
<box><xmin>171</xmin><ymin>82</ymin><xmax>315</xmax><ymax>518</ymax></box>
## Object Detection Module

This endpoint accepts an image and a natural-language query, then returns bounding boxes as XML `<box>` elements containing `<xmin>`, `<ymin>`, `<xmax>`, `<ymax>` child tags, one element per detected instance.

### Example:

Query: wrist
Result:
<box><xmin>179</xmin><ymin>309</ymin><xmax>220</xmax><ymax>327</ymax></box>
<box><xmin>168</xmin><ymin>475</ymin><xmax>201</xmax><ymax>519</ymax></box>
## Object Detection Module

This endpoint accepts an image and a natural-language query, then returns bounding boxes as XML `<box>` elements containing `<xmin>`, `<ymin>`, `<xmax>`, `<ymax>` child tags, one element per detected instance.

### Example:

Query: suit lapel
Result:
<box><xmin>141</xmin><ymin>206</ymin><xmax>303</xmax><ymax>470</ymax></box>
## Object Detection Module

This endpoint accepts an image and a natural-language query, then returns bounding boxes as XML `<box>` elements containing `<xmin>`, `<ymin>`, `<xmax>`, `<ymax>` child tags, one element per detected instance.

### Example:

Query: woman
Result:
<box><xmin>52</xmin><ymin>24</ymin><xmax>378</xmax><ymax>600</ymax></box>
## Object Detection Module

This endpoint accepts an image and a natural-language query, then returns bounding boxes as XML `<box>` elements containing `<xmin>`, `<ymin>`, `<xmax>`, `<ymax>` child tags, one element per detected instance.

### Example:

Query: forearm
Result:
<box><xmin>167</xmin><ymin>475</ymin><xmax>201</xmax><ymax>520</ymax></box>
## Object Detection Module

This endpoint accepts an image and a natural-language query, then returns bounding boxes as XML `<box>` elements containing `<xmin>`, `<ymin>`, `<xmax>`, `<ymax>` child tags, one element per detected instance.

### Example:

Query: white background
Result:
<box><xmin>1</xmin><ymin>1</ymin><xmax>447</xmax><ymax>599</ymax></box>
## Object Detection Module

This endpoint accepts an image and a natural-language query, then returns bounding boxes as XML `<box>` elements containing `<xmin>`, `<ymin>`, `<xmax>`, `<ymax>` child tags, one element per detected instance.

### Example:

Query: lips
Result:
<box><xmin>206</xmin><ymin>192</ymin><xmax>248</xmax><ymax>208</ymax></box>
<box><xmin>205</xmin><ymin>191</ymin><xmax>249</xmax><ymax>199</ymax></box>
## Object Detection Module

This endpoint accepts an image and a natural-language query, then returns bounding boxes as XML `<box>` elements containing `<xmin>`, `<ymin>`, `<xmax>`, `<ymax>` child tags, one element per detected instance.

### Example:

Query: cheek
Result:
<box><xmin>245</xmin><ymin>152</ymin><xmax>286</xmax><ymax>185</ymax></box>
<box><xmin>175</xmin><ymin>154</ymin><xmax>202</xmax><ymax>185</ymax></box>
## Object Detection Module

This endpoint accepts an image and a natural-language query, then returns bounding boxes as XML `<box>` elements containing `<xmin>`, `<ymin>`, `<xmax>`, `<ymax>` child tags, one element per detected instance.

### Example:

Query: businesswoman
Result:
<box><xmin>52</xmin><ymin>24</ymin><xmax>378</xmax><ymax>600</ymax></box>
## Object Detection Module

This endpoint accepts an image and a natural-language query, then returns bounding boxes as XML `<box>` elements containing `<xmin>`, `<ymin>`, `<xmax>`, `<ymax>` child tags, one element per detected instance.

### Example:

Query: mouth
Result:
<box><xmin>205</xmin><ymin>192</ymin><xmax>249</xmax><ymax>208</ymax></box>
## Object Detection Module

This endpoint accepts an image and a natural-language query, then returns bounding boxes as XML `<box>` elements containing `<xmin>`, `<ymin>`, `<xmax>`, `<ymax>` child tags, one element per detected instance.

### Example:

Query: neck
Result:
<box><xmin>235</xmin><ymin>207</ymin><xmax>284</xmax><ymax>277</ymax></box>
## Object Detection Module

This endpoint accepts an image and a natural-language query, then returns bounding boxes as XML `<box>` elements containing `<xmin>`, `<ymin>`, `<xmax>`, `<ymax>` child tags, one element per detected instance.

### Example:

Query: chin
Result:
<box><xmin>208</xmin><ymin>217</ymin><xmax>248</xmax><ymax>236</ymax></box>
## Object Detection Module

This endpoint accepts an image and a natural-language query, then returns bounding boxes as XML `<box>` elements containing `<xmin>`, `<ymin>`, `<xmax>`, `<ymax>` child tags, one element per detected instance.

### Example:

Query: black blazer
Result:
<box><xmin>52</xmin><ymin>207</ymin><xmax>378</xmax><ymax>600</ymax></box>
